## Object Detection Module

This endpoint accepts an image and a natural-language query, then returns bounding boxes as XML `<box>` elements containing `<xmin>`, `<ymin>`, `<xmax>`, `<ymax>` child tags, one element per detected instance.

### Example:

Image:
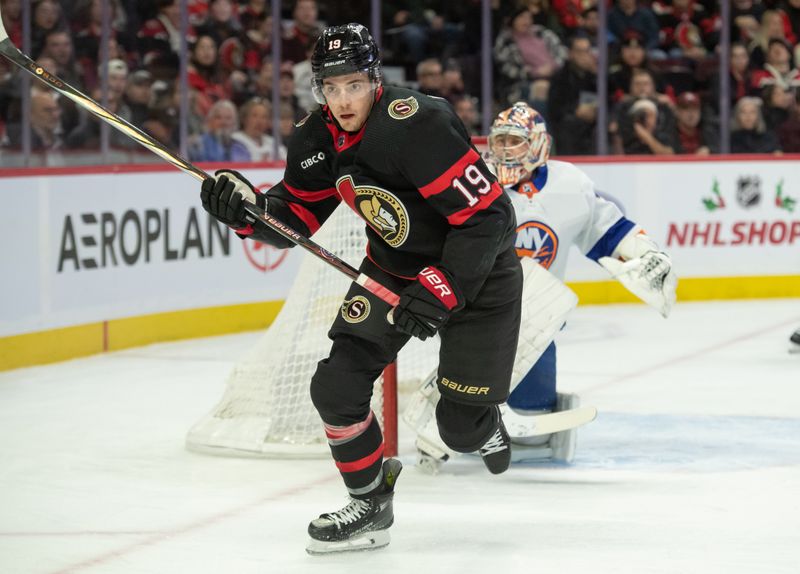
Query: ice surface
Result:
<box><xmin>1</xmin><ymin>299</ymin><xmax>798</xmax><ymax>574</ymax></box>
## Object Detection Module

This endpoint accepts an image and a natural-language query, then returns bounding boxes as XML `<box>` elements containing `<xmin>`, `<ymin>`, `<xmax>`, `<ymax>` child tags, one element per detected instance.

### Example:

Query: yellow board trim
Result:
<box><xmin>2</xmin><ymin>275</ymin><xmax>798</xmax><ymax>373</ymax></box>
<box><xmin>0</xmin><ymin>301</ymin><xmax>283</xmax><ymax>372</ymax></box>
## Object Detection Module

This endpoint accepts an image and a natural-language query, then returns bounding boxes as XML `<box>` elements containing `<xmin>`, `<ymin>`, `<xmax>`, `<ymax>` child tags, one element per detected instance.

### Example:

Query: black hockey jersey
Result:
<box><xmin>251</xmin><ymin>85</ymin><xmax>516</xmax><ymax>301</ymax></box>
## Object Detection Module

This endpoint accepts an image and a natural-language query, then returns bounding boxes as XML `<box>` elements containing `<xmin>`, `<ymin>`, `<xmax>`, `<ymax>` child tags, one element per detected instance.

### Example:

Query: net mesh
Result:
<box><xmin>186</xmin><ymin>206</ymin><xmax>439</xmax><ymax>457</ymax></box>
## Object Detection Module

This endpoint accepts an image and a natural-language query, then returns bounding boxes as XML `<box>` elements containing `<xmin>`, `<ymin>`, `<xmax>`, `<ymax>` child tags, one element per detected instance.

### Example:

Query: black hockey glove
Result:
<box><xmin>200</xmin><ymin>169</ymin><xmax>264</xmax><ymax>230</ymax></box>
<box><xmin>392</xmin><ymin>267</ymin><xmax>464</xmax><ymax>341</ymax></box>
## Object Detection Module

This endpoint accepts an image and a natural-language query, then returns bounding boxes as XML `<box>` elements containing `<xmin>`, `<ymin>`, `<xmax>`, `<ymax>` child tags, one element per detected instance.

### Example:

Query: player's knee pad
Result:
<box><xmin>310</xmin><ymin>335</ymin><xmax>394</xmax><ymax>425</ymax></box>
<box><xmin>435</xmin><ymin>397</ymin><xmax>499</xmax><ymax>453</ymax></box>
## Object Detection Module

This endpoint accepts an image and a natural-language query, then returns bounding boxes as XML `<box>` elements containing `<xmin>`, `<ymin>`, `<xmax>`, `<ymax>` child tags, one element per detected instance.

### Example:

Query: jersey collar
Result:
<box><xmin>511</xmin><ymin>165</ymin><xmax>549</xmax><ymax>198</ymax></box>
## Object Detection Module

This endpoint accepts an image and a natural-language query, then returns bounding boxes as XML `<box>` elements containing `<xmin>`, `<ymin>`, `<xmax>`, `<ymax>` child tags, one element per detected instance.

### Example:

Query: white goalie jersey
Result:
<box><xmin>506</xmin><ymin>159</ymin><xmax>635</xmax><ymax>280</ymax></box>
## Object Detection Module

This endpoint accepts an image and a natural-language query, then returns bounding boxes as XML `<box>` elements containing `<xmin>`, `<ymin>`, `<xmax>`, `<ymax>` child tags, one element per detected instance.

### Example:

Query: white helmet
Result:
<box><xmin>487</xmin><ymin>102</ymin><xmax>551</xmax><ymax>185</ymax></box>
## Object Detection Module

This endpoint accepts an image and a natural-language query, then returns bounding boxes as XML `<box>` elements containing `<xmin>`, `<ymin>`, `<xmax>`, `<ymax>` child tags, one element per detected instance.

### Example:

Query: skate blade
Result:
<box><xmin>306</xmin><ymin>530</ymin><xmax>390</xmax><ymax>555</ymax></box>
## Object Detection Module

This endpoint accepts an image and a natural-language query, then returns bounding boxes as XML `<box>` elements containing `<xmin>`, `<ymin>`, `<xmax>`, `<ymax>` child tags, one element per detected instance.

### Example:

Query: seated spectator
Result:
<box><xmin>674</xmin><ymin>91</ymin><xmax>717</xmax><ymax>154</ymax></box>
<box><xmin>552</xmin><ymin>0</ymin><xmax>595</xmax><ymax>35</ymax></box>
<box><xmin>608</xmin><ymin>0</ymin><xmax>661</xmax><ymax>55</ymax></box>
<box><xmin>67</xmin><ymin>59</ymin><xmax>136</xmax><ymax>149</ymax></box>
<box><xmin>453</xmin><ymin>95</ymin><xmax>480</xmax><ymax>136</ymax></box>
<box><xmin>730</xmin><ymin>96</ymin><xmax>781</xmax><ymax>154</ymax></box>
<box><xmin>441</xmin><ymin>61</ymin><xmax>467</xmax><ymax>103</ymax></box>
<box><xmin>652</xmin><ymin>0</ymin><xmax>711</xmax><ymax>59</ymax></box>
<box><xmin>195</xmin><ymin>0</ymin><xmax>242</xmax><ymax>46</ymax></box>
<box><xmin>749</xmin><ymin>9</ymin><xmax>796</xmax><ymax>69</ymax></box>
<box><xmin>292</xmin><ymin>39</ymin><xmax>318</xmax><ymax>113</ymax></box>
<box><xmin>188</xmin><ymin>99</ymin><xmax>239</xmax><ymax>161</ymax></box>
<box><xmin>761</xmin><ymin>84</ymin><xmax>795</xmax><ymax>130</ymax></box>
<box><xmin>242</xmin><ymin>12</ymin><xmax>273</xmax><ymax>73</ymax></box>
<box><xmin>416</xmin><ymin>58</ymin><xmax>445</xmax><ymax>97</ymax></box>
<box><xmin>611</xmin><ymin>68</ymin><xmax>678</xmax><ymax>154</ymax></box>
<box><xmin>37</xmin><ymin>30</ymin><xmax>83</xmax><ymax>89</ymax></box>
<box><xmin>240</xmin><ymin>0</ymin><xmax>267</xmax><ymax>32</ymax></box>
<box><xmin>138</xmin><ymin>0</ymin><xmax>196</xmax><ymax>60</ymax></box>
<box><xmin>547</xmin><ymin>32</ymin><xmax>598</xmax><ymax>155</ymax></box>
<box><xmin>777</xmin><ymin>89</ymin><xmax>800</xmax><ymax>152</ymax></box>
<box><xmin>1</xmin><ymin>0</ymin><xmax>23</xmax><ymax>47</ymax></box>
<box><xmin>124</xmin><ymin>69</ymin><xmax>154</xmax><ymax>126</ymax></box>
<box><xmin>230</xmin><ymin>98</ymin><xmax>286</xmax><ymax>162</ymax></box>
<box><xmin>608</xmin><ymin>30</ymin><xmax>665</xmax><ymax>103</ymax></box>
<box><xmin>188</xmin><ymin>35</ymin><xmax>229</xmax><ymax>114</ymax></box>
<box><xmin>783</xmin><ymin>0</ymin><xmax>800</xmax><ymax>49</ymax></box>
<box><xmin>709</xmin><ymin>42</ymin><xmax>757</xmax><ymax>112</ymax></box>
<box><xmin>752</xmin><ymin>38</ymin><xmax>800</xmax><ymax>92</ymax></box>
<box><xmin>494</xmin><ymin>7</ymin><xmax>565</xmax><ymax>106</ymax></box>
<box><xmin>31</xmin><ymin>0</ymin><xmax>67</xmax><ymax>58</ymax></box>
<box><xmin>731</xmin><ymin>0</ymin><xmax>764</xmax><ymax>44</ymax></box>
<box><xmin>277</xmin><ymin>100</ymin><xmax>297</xmax><ymax>141</ymax></box>
<box><xmin>282</xmin><ymin>0</ymin><xmax>323</xmax><ymax>65</ymax></box>
<box><xmin>3</xmin><ymin>88</ymin><xmax>64</xmax><ymax>151</ymax></box>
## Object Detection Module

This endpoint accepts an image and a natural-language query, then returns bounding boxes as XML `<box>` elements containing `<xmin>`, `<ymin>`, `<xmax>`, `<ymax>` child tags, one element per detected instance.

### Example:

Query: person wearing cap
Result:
<box><xmin>611</xmin><ymin>68</ymin><xmax>678</xmax><ymax>154</ymax></box>
<box><xmin>125</xmin><ymin>70</ymin><xmax>155</xmax><ymax>126</ymax></box>
<box><xmin>674</xmin><ymin>91</ymin><xmax>717</xmax><ymax>155</ymax></box>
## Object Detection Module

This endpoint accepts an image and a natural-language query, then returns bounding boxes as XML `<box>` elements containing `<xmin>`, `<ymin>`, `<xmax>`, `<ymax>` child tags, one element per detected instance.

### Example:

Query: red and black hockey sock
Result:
<box><xmin>324</xmin><ymin>411</ymin><xmax>385</xmax><ymax>499</ymax></box>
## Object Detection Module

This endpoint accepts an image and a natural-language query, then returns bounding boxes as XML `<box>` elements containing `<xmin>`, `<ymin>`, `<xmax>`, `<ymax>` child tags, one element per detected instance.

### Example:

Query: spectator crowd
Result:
<box><xmin>1</xmin><ymin>0</ymin><xmax>799</xmax><ymax>163</ymax></box>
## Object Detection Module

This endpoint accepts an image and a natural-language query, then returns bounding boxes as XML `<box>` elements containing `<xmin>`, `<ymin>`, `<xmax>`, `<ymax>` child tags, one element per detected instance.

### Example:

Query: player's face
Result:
<box><xmin>490</xmin><ymin>133</ymin><xmax>528</xmax><ymax>165</ymax></box>
<box><xmin>322</xmin><ymin>72</ymin><xmax>375</xmax><ymax>132</ymax></box>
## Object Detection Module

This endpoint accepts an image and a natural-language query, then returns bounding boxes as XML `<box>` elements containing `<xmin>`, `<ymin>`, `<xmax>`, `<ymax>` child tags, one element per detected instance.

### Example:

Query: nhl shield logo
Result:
<box><xmin>388</xmin><ymin>97</ymin><xmax>419</xmax><ymax>120</ymax></box>
<box><xmin>342</xmin><ymin>296</ymin><xmax>371</xmax><ymax>323</ymax></box>
<box><xmin>736</xmin><ymin>176</ymin><xmax>761</xmax><ymax>208</ymax></box>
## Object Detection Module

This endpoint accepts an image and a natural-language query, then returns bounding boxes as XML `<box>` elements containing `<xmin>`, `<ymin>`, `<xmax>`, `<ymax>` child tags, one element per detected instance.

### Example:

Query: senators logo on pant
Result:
<box><xmin>341</xmin><ymin>296</ymin><xmax>371</xmax><ymax>323</ymax></box>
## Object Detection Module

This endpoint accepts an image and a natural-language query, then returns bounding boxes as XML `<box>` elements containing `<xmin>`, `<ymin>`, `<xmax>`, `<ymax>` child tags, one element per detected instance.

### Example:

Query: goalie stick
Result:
<box><xmin>0</xmin><ymin>15</ymin><xmax>399</xmax><ymax>307</ymax></box>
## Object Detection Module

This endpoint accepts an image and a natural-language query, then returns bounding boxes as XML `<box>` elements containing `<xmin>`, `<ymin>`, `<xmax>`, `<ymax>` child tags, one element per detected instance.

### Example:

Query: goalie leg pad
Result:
<box><xmin>511</xmin><ymin>258</ymin><xmax>577</xmax><ymax>392</ymax></box>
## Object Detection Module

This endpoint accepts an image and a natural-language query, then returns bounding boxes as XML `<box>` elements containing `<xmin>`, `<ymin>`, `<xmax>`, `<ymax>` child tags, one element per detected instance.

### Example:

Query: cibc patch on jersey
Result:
<box><xmin>388</xmin><ymin>97</ymin><xmax>419</xmax><ymax>120</ymax></box>
<box><xmin>336</xmin><ymin>176</ymin><xmax>410</xmax><ymax>247</ymax></box>
<box><xmin>515</xmin><ymin>221</ymin><xmax>559</xmax><ymax>269</ymax></box>
<box><xmin>341</xmin><ymin>295</ymin><xmax>371</xmax><ymax>323</ymax></box>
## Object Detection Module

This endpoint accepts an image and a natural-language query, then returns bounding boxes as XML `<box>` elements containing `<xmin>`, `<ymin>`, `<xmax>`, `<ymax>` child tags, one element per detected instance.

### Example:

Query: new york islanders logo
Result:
<box><xmin>336</xmin><ymin>176</ymin><xmax>410</xmax><ymax>247</ymax></box>
<box><xmin>515</xmin><ymin>221</ymin><xmax>558</xmax><ymax>269</ymax></box>
<box><xmin>388</xmin><ymin>97</ymin><xmax>419</xmax><ymax>120</ymax></box>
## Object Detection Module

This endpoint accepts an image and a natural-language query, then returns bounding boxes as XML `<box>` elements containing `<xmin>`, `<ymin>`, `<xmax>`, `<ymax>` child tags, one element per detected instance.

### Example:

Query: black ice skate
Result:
<box><xmin>306</xmin><ymin>458</ymin><xmax>402</xmax><ymax>555</ymax></box>
<box><xmin>479</xmin><ymin>410</ymin><xmax>511</xmax><ymax>475</ymax></box>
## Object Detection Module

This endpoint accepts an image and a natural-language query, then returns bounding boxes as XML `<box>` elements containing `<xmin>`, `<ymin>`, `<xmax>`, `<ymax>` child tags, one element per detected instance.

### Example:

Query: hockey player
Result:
<box><xmin>199</xmin><ymin>24</ymin><xmax>523</xmax><ymax>554</ymax></box>
<box><xmin>407</xmin><ymin>102</ymin><xmax>678</xmax><ymax>471</ymax></box>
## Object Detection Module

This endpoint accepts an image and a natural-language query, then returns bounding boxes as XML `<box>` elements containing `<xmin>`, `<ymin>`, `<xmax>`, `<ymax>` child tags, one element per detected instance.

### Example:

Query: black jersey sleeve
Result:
<box><xmin>394</xmin><ymin>105</ymin><xmax>516</xmax><ymax>300</ymax></box>
<box><xmin>249</xmin><ymin>114</ymin><xmax>341</xmax><ymax>247</ymax></box>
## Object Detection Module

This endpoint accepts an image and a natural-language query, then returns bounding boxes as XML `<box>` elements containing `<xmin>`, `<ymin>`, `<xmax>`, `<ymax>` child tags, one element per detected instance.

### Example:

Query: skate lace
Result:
<box><xmin>480</xmin><ymin>428</ymin><xmax>508</xmax><ymax>456</ymax></box>
<box><xmin>326</xmin><ymin>498</ymin><xmax>371</xmax><ymax>528</ymax></box>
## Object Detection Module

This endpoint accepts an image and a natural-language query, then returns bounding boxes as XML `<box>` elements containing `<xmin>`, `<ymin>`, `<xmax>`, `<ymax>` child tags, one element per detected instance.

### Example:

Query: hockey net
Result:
<box><xmin>186</xmin><ymin>206</ymin><xmax>439</xmax><ymax>458</ymax></box>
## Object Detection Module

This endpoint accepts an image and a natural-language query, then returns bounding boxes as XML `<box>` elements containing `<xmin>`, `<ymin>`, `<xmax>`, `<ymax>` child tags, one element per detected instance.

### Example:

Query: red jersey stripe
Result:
<box><xmin>418</xmin><ymin>148</ymin><xmax>481</xmax><ymax>198</ymax></box>
<box><xmin>334</xmin><ymin>443</ymin><xmax>385</xmax><ymax>473</ymax></box>
<box><xmin>446</xmin><ymin>182</ymin><xmax>504</xmax><ymax>226</ymax></box>
<box><xmin>287</xmin><ymin>202</ymin><xmax>321</xmax><ymax>235</ymax></box>
<box><xmin>283</xmin><ymin>180</ymin><xmax>338</xmax><ymax>202</ymax></box>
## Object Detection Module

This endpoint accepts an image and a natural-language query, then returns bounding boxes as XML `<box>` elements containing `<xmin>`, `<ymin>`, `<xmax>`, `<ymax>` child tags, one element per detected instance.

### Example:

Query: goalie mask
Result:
<box><xmin>311</xmin><ymin>23</ymin><xmax>382</xmax><ymax>105</ymax></box>
<box><xmin>488</xmin><ymin>102</ymin><xmax>551</xmax><ymax>185</ymax></box>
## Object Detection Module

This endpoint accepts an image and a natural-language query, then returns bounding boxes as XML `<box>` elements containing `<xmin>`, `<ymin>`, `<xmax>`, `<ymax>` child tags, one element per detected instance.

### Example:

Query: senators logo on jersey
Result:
<box><xmin>388</xmin><ymin>97</ymin><xmax>419</xmax><ymax>120</ymax></box>
<box><xmin>336</xmin><ymin>176</ymin><xmax>410</xmax><ymax>247</ymax></box>
<box><xmin>515</xmin><ymin>221</ymin><xmax>558</xmax><ymax>269</ymax></box>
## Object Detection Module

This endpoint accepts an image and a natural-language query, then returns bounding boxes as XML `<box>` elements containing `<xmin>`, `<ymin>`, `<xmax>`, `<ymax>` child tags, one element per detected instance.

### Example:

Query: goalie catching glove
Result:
<box><xmin>200</xmin><ymin>169</ymin><xmax>264</xmax><ymax>231</ymax></box>
<box><xmin>392</xmin><ymin>266</ymin><xmax>463</xmax><ymax>340</ymax></box>
<box><xmin>599</xmin><ymin>230</ymin><xmax>678</xmax><ymax>318</ymax></box>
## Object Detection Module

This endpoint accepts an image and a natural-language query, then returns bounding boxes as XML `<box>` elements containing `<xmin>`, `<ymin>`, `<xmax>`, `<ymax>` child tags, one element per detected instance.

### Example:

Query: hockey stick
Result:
<box><xmin>0</xmin><ymin>16</ymin><xmax>399</xmax><ymax>307</ymax></box>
